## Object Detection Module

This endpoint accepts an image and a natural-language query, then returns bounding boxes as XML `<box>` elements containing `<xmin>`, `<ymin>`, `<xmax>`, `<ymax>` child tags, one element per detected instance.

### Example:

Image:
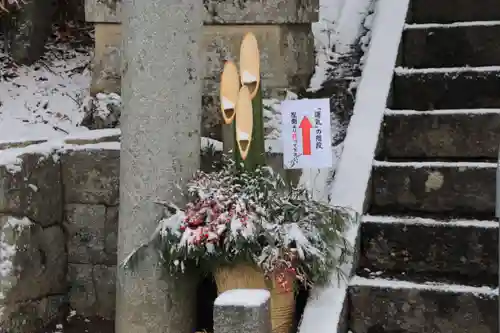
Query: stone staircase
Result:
<box><xmin>348</xmin><ymin>1</ymin><xmax>499</xmax><ymax>332</ymax></box>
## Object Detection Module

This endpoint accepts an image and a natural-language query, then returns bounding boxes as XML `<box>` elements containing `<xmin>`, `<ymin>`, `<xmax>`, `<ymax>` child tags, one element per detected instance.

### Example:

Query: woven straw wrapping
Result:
<box><xmin>214</xmin><ymin>264</ymin><xmax>295</xmax><ymax>333</ymax></box>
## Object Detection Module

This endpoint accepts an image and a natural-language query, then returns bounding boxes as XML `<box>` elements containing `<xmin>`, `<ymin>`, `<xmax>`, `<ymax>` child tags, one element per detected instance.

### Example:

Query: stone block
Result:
<box><xmin>85</xmin><ymin>0</ymin><xmax>319</xmax><ymax>24</ymax></box>
<box><xmin>214</xmin><ymin>289</ymin><xmax>271</xmax><ymax>333</ymax></box>
<box><xmin>203</xmin><ymin>24</ymin><xmax>314</xmax><ymax>93</ymax></box>
<box><xmin>371</xmin><ymin>163</ymin><xmax>496</xmax><ymax>217</ymax></box>
<box><xmin>0</xmin><ymin>152</ymin><xmax>62</xmax><ymax>227</ymax></box>
<box><xmin>90</xmin><ymin>23</ymin><xmax>314</xmax><ymax>96</ymax></box>
<box><xmin>93</xmin><ymin>265</ymin><xmax>116</xmax><ymax>320</ymax></box>
<box><xmin>104</xmin><ymin>206</ymin><xmax>118</xmax><ymax>260</ymax></box>
<box><xmin>359</xmin><ymin>218</ymin><xmax>498</xmax><ymax>285</ymax></box>
<box><xmin>65</xmin><ymin>204</ymin><xmax>115</xmax><ymax>265</ymax></box>
<box><xmin>381</xmin><ymin>112</ymin><xmax>500</xmax><ymax>159</ymax></box>
<box><xmin>348</xmin><ymin>283</ymin><xmax>498</xmax><ymax>333</ymax></box>
<box><xmin>403</xmin><ymin>25</ymin><xmax>500</xmax><ymax>68</ymax></box>
<box><xmin>4</xmin><ymin>221</ymin><xmax>67</xmax><ymax>302</ymax></box>
<box><xmin>61</xmin><ymin>148</ymin><xmax>120</xmax><ymax>205</ymax></box>
<box><xmin>67</xmin><ymin>263</ymin><xmax>97</xmax><ymax>317</ymax></box>
<box><xmin>1</xmin><ymin>295</ymin><xmax>65</xmax><ymax>333</ymax></box>
<box><xmin>392</xmin><ymin>71</ymin><xmax>500</xmax><ymax>110</ymax></box>
<box><xmin>409</xmin><ymin>0</ymin><xmax>500</xmax><ymax>23</ymax></box>
<box><xmin>90</xmin><ymin>24</ymin><xmax>122</xmax><ymax>95</ymax></box>
<box><xmin>90</xmin><ymin>23</ymin><xmax>314</xmax><ymax>139</ymax></box>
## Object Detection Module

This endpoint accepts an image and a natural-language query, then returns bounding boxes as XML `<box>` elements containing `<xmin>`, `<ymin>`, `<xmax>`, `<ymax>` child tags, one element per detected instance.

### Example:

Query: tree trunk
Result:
<box><xmin>8</xmin><ymin>0</ymin><xmax>57</xmax><ymax>65</ymax></box>
<box><xmin>116</xmin><ymin>0</ymin><xmax>203</xmax><ymax>332</ymax></box>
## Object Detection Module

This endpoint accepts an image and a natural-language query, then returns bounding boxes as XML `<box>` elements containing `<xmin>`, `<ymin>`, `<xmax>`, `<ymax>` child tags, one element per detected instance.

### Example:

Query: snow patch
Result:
<box><xmin>363</xmin><ymin>215</ymin><xmax>499</xmax><ymax>228</ymax></box>
<box><xmin>350</xmin><ymin>276</ymin><xmax>499</xmax><ymax>296</ymax></box>
<box><xmin>63</xmin><ymin>128</ymin><xmax>121</xmax><ymax>141</ymax></box>
<box><xmin>373</xmin><ymin>160</ymin><xmax>497</xmax><ymax>169</ymax></box>
<box><xmin>265</xmin><ymin>139</ymin><xmax>282</xmax><ymax>154</ymax></box>
<box><xmin>299</xmin><ymin>1</ymin><xmax>410</xmax><ymax>333</ymax></box>
<box><xmin>395</xmin><ymin>65</ymin><xmax>500</xmax><ymax>75</ymax></box>
<box><xmin>299</xmin><ymin>142</ymin><xmax>343</xmax><ymax>202</ymax></box>
<box><xmin>0</xmin><ymin>42</ymin><xmax>91</xmax><ymax>142</ymax></box>
<box><xmin>263</xmin><ymin>90</ymin><xmax>298</xmax><ymax>140</ymax></box>
<box><xmin>0</xmin><ymin>141</ymin><xmax>62</xmax><ymax>173</ymax></box>
<box><xmin>309</xmin><ymin>0</ymin><xmax>374</xmax><ymax>91</ymax></box>
<box><xmin>214</xmin><ymin>289</ymin><xmax>270</xmax><ymax>307</ymax></box>
<box><xmin>385</xmin><ymin>108</ymin><xmax>500</xmax><ymax>116</ymax></box>
<box><xmin>0</xmin><ymin>216</ymin><xmax>33</xmax><ymax>316</ymax></box>
<box><xmin>201</xmin><ymin>137</ymin><xmax>223</xmax><ymax>152</ymax></box>
<box><xmin>405</xmin><ymin>20</ymin><xmax>500</xmax><ymax>29</ymax></box>
<box><xmin>62</xmin><ymin>141</ymin><xmax>120</xmax><ymax>152</ymax></box>
<box><xmin>93</xmin><ymin>93</ymin><xmax>121</xmax><ymax>119</ymax></box>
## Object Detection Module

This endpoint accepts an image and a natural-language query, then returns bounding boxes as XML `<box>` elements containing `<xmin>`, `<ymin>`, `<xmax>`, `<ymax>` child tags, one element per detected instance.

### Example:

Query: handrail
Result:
<box><xmin>298</xmin><ymin>0</ymin><xmax>410</xmax><ymax>333</ymax></box>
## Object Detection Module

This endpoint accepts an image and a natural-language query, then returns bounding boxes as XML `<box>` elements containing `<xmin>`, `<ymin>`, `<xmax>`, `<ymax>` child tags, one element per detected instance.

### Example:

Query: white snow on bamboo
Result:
<box><xmin>241</xmin><ymin>71</ymin><xmax>257</xmax><ymax>84</ymax></box>
<box><xmin>237</xmin><ymin>131</ymin><xmax>250</xmax><ymax>141</ymax></box>
<box><xmin>222</xmin><ymin>96</ymin><xmax>235</xmax><ymax>110</ymax></box>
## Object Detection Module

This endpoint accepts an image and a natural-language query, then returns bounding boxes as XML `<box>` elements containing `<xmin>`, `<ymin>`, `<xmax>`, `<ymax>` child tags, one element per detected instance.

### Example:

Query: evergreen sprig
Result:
<box><xmin>122</xmin><ymin>157</ymin><xmax>358</xmax><ymax>289</ymax></box>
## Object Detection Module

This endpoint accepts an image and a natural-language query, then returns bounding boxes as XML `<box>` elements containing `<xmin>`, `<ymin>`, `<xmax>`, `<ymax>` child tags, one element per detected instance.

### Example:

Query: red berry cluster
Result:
<box><xmin>274</xmin><ymin>267</ymin><xmax>297</xmax><ymax>293</ymax></box>
<box><xmin>179</xmin><ymin>197</ymin><xmax>252</xmax><ymax>246</ymax></box>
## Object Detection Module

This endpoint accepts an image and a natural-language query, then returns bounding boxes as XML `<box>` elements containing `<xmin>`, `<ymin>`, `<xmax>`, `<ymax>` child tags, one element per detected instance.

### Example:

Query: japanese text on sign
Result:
<box><xmin>281</xmin><ymin>98</ymin><xmax>333</xmax><ymax>169</ymax></box>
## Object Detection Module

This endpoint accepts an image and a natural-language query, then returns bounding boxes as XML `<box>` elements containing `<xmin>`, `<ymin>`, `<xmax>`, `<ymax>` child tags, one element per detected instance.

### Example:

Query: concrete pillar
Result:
<box><xmin>116</xmin><ymin>0</ymin><xmax>203</xmax><ymax>333</ymax></box>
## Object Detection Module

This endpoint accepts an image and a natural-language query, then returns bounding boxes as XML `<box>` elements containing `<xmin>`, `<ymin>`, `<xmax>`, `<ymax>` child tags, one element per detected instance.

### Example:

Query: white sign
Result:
<box><xmin>281</xmin><ymin>98</ymin><xmax>333</xmax><ymax>169</ymax></box>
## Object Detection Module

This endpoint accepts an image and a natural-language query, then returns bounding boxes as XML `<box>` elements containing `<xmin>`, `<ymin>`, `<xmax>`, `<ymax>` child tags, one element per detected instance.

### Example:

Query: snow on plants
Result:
<box><xmin>123</xmin><ymin>158</ymin><xmax>357</xmax><ymax>291</ymax></box>
<box><xmin>0</xmin><ymin>0</ymin><xmax>24</xmax><ymax>13</ymax></box>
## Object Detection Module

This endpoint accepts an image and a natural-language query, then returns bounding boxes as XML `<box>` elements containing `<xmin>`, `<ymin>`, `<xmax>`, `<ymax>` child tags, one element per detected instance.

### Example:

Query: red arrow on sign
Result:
<box><xmin>299</xmin><ymin>116</ymin><xmax>313</xmax><ymax>156</ymax></box>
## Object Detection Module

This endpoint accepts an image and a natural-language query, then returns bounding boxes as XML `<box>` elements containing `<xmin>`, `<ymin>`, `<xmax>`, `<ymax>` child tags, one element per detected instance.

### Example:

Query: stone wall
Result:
<box><xmin>85</xmin><ymin>0</ymin><xmax>318</xmax><ymax>138</ymax></box>
<box><xmin>0</xmin><ymin>130</ymin><xmax>289</xmax><ymax>332</ymax></box>
<box><xmin>0</xmin><ymin>130</ymin><xmax>120</xmax><ymax>332</ymax></box>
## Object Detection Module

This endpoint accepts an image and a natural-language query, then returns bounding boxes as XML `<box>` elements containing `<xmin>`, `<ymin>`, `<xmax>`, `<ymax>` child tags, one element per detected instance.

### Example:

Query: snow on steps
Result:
<box><xmin>405</xmin><ymin>20</ymin><xmax>500</xmax><ymax>29</ymax></box>
<box><xmin>349</xmin><ymin>276</ymin><xmax>498</xmax><ymax>333</ymax></box>
<box><xmin>392</xmin><ymin>66</ymin><xmax>500</xmax><ymax>110</ymax></box>
<box><xmin>395</xmin><ymin>65</ymin><xmax>500</xmax><ymax>74</ymax></box>
<box><xmin>384</xmin><ymin>108</ymin><xmax>500</xmax><ymax>115</ymax></box>
<box><xmin>409</xmin><ymin>0</ymin><xmax>500</xmax><ymax>24</ymax></box>
<box><xmin>371</xmin><ymin>161</ymin><xmax>497</xmax><ymax>218</ymax></box>
<box><xmin>402</xmin><ymin>22</ymin><xmax>500</xmax><ymax>68</ymax></box>
<box><xmin>298</xmin><ymin>1</ymin><xmax>410</xmax><ymax>333</ymax></box>
<box><xmin>381</xmin><ymin>109</ymin><xmax>500</xmax><ymax>160</ymax></box>
<box><xmin>358</xmin><ymin>215</ymin><xmax>498</xmax><ymax>286</ymax></box>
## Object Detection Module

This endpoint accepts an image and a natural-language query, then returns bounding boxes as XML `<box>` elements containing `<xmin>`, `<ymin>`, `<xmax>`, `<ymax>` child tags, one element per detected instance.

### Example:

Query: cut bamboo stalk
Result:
<box><xmin>220</xmin><ymin>61</ymin><xmax>240</xmax><ymax>124</ymax></box>
<box><xmin>239</xmin><ymin>32</ymin><xmax>260</xmax><ymax>99</ymax></box>
<box><xmin>235</xmin><ymin>86</ymin><xmax>253</xmax><ymax>160</ymax></box>
<box><xmin>248</xmin><ymin>82</ymin><xmax>266</xmax><ymax>167</ymax></box>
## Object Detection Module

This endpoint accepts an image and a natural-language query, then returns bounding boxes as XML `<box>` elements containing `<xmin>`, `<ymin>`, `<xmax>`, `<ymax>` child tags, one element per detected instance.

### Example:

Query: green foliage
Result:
<box><xmin>122</xmin><ymin>157</ymin><xmax>358</xmax><ymax>288</ymax></box>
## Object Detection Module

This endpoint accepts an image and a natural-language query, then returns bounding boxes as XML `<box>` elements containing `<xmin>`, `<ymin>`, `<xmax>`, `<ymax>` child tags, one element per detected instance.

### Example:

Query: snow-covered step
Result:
<box><xmin>379</xmin><ymin>109</ymin><xmax>500</xmax><ymax>160</ymax></box>
<box><xmin>348</xmin><ymin>276</ymin><xmax>499</xmax><ymax>333</ymax></box>
<box><xmin>409</xmin><ymin>0</ymin><xmax>500</xmax><ymax>24</ymax></box>
<box><xmin>358</xmin><ymin>215</ymin><xmax>498</xmax><ymax>286</ymax></box>
<box><xmin>370</xmin><ymin>161</ymin><xmax>496</xmax><ymax>218</ymax></box>
<box><xmin>391</xmin><ymin>67</ymin><xmax>500</xmax><ymax>110</ymax></box>
<box><xmin>402</xmin><ymin>23</ymin><xmax>500</xmax><ymax>68</ymax></box>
